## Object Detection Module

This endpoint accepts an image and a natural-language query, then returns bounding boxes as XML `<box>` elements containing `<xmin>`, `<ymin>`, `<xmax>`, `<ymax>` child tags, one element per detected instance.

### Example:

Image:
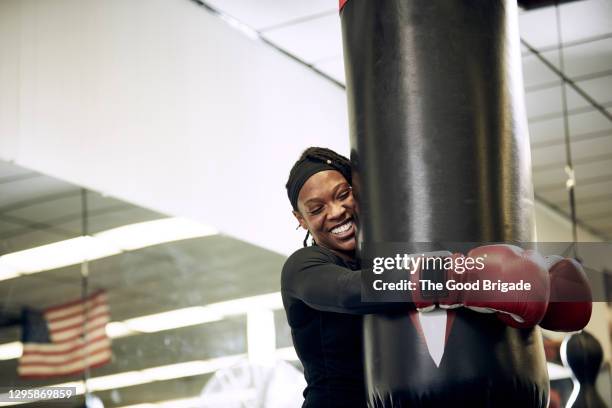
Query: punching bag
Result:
<box><xmin>341</xmin><ymin>0</ymin><xmax>548</xmax><ymax>406</ymax></box>
<box><xmin>562</xmin><ymin>331</ymin><xmax>607</xmax><ymax>408</ymax></box>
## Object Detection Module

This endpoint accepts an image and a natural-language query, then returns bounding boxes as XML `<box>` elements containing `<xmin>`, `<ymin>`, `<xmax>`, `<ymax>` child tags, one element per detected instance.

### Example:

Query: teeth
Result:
<box><xmin>331</xmin><ymin>221</ymin><xmax>352</xmax><ymax>235</ymax></box>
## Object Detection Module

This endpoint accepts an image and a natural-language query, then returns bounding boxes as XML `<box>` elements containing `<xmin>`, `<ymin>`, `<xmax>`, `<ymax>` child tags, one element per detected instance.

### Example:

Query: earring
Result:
<box><xmin>295</xmin><ymin>224</ymin><xmax>301</xmax><ymax>230</ymax></box>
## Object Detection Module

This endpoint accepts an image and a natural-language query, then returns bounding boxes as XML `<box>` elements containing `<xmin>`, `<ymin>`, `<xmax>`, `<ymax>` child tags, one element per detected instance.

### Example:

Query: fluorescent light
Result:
<box><xmin>0</xmin><ymin>217</ymin><xmax>218</xmax><ymax>282</ymax></box>
<box><xmin>86</xmin><ymin>371</ymin><xmax>143</xmax><ymax>392</ymax></box>
<box><xmin>106</xmin><ymin>293</ymin><xmax>281</xmax><ymax>337</ymax></box>
<box><xmin>0</xmin><ymin>264</ymin><xmax>19</xmax><ymax>281</ymax></box>
<box><xmin>140</xmin><ymin>360</ymin><xmax>230</xmax><ymax>382</ymax></box>
<box><xmin>123</xmin><ymin>307</ymin><xmax>223</xmax><ymax>333</ymax></box>
<box><xmin>86</xmin><ymin>355</ymin><xmax>244</xmax><ymax>392</ymax></box>
<box><xmin>206</xmin><ymin>293</ymin><xmax>283</xmax><ymax>316</ymax></box>
<box><xmin>105</xmin><ymin>322</ymin><xmax>138</xmax><ymax>339</ymax></box>
<box><xmin>111</xmin><ymin>293</ymin><xmax>282</xmax><ymax>337</ymax></box>
<box><xmin>0</xmin><ymin>401</ymin><xmax>26</xmax><ymax>406</ymax></box>
<box><xmin>0</xmin><ymin>236</ymin><xmax>121</xmax><ymax>275</ymax></box>
<box><xmin>0</xmin><ymin>342</ymin><xmax>22</xmax><ymax>360</ymax></box>
<box><xmin>94</xmin><ymin>218</ymin><xmax>218</xmax><ymax>251</ymax></box>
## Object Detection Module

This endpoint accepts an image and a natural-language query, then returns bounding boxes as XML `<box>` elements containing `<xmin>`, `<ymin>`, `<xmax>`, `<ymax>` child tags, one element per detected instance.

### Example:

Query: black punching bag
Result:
<box><xmin>341</xmin><ymin>0</ymin><xmax>548</xmax><ymax>407</ymax></box>
<box><xmin>563</xmin><ymin>331</ymin><xmax>607</xmax><ymax>408</ymax></box>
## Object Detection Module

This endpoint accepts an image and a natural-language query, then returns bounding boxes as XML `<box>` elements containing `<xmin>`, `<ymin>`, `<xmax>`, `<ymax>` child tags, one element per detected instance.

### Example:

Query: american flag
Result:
<box><xmin>18</xmin><ymin>290</ymin><xmax>112</xmax><ymax>378</ymax></box>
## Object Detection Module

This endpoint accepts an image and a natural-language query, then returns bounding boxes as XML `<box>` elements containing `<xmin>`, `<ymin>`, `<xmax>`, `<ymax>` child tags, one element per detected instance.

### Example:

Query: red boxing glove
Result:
<box><xmin>539</xmin><ymin>256</ymin><xmax>592</xmax><ymax>332</ymax></box>
<box><xmin>437</xmin><ymin>252</ymin><xmax>466</xmax><ymax>310</ymax></box>
<box><xmin>462</xmin><ymin>244</ymin><xmax>550</xmax><ymax>328</ymax></box>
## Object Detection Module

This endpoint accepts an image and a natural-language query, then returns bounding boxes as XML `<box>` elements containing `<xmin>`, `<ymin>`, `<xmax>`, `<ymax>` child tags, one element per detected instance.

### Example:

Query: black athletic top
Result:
<box><xmin>281</xmin><ymin>245</ymin><xmax>408</xmax><ymax>408</ymax></box>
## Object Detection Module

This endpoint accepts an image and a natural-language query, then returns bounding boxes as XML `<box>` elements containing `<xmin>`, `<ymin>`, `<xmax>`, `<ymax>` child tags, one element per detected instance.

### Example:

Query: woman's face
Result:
<box><xmin>293</xmin><ymin>170</ymin><xmax>356</xmax><ymax>257</ymax></box>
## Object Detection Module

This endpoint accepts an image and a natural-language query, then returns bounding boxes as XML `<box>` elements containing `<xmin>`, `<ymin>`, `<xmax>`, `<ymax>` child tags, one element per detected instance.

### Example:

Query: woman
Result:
<box><xmin>281</xmin><ymin>147</ymin><xmax>408</xmax><ymax>408</ymax></box>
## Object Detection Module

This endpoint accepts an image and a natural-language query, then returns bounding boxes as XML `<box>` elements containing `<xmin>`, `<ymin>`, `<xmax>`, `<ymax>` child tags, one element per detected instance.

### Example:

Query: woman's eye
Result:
<box><xmin>338</xmin><ymin>190</ymin><xmax>351</xmax><ymax>200</ymax></box>
<box><xmin>309</xmin><ymin>207</ymin><xmax>323</xmax><ymax>215</ymax></box>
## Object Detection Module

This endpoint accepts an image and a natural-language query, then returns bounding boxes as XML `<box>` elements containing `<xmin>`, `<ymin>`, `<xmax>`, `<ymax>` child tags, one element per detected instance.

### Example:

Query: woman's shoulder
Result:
<box><xmin>281</xmin><ymin>246</ymin><xmax>343</xmax><ymax>291</ymax></box>
<box><xmin>283</xmin><ymin>245</ymin><xmax>338</xmax><ymax>270</ymax></box>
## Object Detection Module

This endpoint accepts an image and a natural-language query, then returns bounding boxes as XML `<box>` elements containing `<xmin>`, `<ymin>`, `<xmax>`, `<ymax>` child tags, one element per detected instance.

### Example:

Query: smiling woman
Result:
<box><xmin>281</xmin><ymin>147</ymin><xmax>410</xmax><ymax>408</ymax></box>
<box><xmin>294</xmin><ymin>169</ymin><xmax>356</xmax><ymax>258</ymax></box>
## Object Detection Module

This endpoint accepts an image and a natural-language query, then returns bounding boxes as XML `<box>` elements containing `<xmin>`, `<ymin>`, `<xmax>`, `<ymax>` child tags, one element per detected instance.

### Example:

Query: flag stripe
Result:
<box><xmin>20</xmin><ymin>339</ymin><xmax>111</xmax><ymax>366</ymax></box>
<box><xmin>22</xmin><ymin>334</ymin><xmax>108</xmax><ymax>356</ymax></box>
<box><xmin>47</xmin><ymin>303</ymin><xmax>109</xmax><ymax>329</ymax></box>
<box><xmin>45</xmin><ymin>292</ymin><xmax>107</xmax><ymax>321</ymax></box>
<box><xmin>49</xmin><ymin>311</ymin><xmax>110</xmax><ymax>335</ymax></box>
<box><xmin>50</xmin><ymin>318</ymin><xmax>109</xmax><ymax>343</ymax></box>
<box><xmin>19</xmin><ymin>291</ymin><xmax>112</xmax><ymax>379</ymax></box>
<box><xmin>18</xmin><ymin>351</ymin><xmax>112</xmax><ymax>377</ymax></box>
<box><xmin>53</xmin><ymin>325</ymin><xmax>108</xmax><ymax>345</ymax></box>
<box><xmin>19</xmin><ymin>356</ymin><xmax>112</xmax><ymax>379</ymax></box>
<box><xmin>23</xmin><ymin>326</ymin><xmax>108</xmax><ymax>351</ymax></box>
<box><xmin>46</xmin><ymin>296</ymin><xmax>107</xmax><ymax>323</ymax></box>
<box><xmin>44</xmin><ymin>290</ymin><xmax>105</xmax><ymax>313</ymax></box>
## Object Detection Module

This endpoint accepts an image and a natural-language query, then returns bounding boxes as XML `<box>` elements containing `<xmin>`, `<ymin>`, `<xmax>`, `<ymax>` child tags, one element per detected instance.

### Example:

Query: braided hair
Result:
<box><xmin>285</xmin><ymin>147</ymin><xmax>352</xmax><ymax>247</ymax></box>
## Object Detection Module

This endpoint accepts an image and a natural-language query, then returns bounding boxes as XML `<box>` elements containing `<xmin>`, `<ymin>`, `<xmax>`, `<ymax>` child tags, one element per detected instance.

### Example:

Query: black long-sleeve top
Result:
<box><xmin>281</xmin><ymin>245</ymin><xmax>410</xmax><ymax>408</ymax></box>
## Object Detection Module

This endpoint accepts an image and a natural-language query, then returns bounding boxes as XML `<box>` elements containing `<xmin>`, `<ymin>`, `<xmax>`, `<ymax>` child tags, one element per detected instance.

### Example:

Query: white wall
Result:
<box><xmin>0</xmin><ymin>0</ymin><xmax>350</xmax><ymax>256</ymax></box>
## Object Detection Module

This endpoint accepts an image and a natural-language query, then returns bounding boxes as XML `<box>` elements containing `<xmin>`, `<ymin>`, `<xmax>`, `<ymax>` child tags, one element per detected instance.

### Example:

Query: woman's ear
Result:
<box><xmin>292</xmin><ymin>210</ymin><xmax>308</xmax><ymax>230</ymax></box>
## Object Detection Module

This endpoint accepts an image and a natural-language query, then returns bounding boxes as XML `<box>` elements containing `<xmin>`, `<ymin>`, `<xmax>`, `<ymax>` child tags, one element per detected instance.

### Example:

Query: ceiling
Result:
<box><xmin>200</xmin><ymin>0</ymin><xmax>612</xmax><ymax>240</ymax></box>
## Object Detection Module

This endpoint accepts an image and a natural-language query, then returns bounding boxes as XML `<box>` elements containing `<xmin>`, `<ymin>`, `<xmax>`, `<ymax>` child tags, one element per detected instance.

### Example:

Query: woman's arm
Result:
<box><xmin>281</xmin><ymin>247</ymin><xmax>412</xmax><ymax>314</ymax></box>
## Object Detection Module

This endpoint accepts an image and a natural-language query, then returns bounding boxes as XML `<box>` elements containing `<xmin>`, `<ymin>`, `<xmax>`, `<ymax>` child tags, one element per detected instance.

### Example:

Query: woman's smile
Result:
<box><xmin>329</xmin><ymin>218</ymin><xmax>355</xmax><ymax>239</ymax></box>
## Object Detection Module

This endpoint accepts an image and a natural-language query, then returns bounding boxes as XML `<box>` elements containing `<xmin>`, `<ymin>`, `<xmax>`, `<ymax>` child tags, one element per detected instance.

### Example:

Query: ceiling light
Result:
<box><xmin>105</xmin><ymin>322</ymin><xmax>138</xmax><ymax>339</ymax></box>
<box><xmin>0</xmin><ymin>236</ymin><xmax>120</xmax><ymax>275</ymax></box>
<box><xmin>206</xmin><ymin>292</ymin><xmax>283</xmax><ymax>316</ymax></box>
<box><xmin>86</xmin><ymin>371</ymin><xmax>143</xmax><ymax>392</ymax></box>
<box><xmin>0</xmin><ymin>218</ymin><xmax>218</xmax><ymax>282</ymax></box>
<box><xmin>86</xmin><ymin>355</ymin><xmax>244</xmax><ymax>392</ymax></box>
<box><xmin>0</xmin><ymin>264</ymin><xmax>19</xmax><ymax>281</ymax></box>
<box><xmin>0</xmin><ymin>342</ymin><xmax>22</xmax><ymax>360</ymax></box>
<box><xmin>104</xmin><ymin>293</ymin><xmax>282</xmax><ymax>337</ymax></box>
<box><xmin>123</xmin><ymin>307</ymin><xmax>223</xmax><ymax>333</ymax></box>
<box><xmin>94</xmin><ymin>217</ymin><xmax>218</xmax><ymax>251</ymax></box>
<box><xmin>140</xmin><ymin>360</ymin><xmax>227</xmax><ymax>382</ymax></box>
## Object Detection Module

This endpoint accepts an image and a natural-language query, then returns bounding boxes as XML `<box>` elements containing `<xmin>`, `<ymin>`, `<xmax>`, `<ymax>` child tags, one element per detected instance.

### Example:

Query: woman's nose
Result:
<box><xmin>328</xmin><ymin>202</ymin><xmax>345</xmax><ymax>219</ymax></box>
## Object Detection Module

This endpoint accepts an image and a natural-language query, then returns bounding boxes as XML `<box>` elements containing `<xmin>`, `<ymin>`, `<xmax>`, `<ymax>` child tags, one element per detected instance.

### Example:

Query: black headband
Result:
<box><xmin>287</xmin><ymin>159</ymin><xmax>338</xmax><ymax>211</ymax></box>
